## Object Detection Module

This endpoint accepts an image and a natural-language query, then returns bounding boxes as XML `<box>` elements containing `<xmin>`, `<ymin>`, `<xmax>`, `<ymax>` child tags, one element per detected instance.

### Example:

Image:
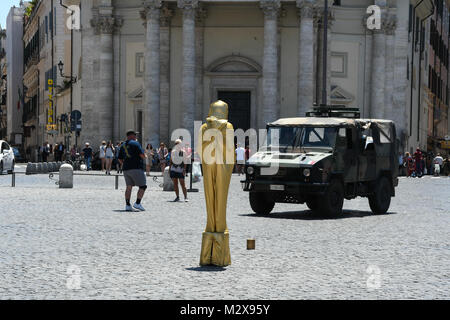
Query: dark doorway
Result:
<box><xmin>217</xmin><ymin>91</ymin><xmax>251</xmax><ymax>131</ymax></box>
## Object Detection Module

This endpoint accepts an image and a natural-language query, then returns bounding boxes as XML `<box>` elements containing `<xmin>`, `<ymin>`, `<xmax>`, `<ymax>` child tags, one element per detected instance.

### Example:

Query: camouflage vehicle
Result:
<box><xmin>241</xmin><ymin>107</ymin><xmax>399</xmax><ymax>217</ymax></box>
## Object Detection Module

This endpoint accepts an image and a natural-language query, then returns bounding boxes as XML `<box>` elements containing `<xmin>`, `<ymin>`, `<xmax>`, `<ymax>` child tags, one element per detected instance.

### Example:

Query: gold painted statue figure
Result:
<box><xmin>198</xmin><ymin>100</ymin><xmax>235</xmax><ymax>267</ymax></box>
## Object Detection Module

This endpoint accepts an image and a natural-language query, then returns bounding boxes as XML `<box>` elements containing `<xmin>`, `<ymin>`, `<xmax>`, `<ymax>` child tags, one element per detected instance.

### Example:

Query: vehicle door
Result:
<box><xmin>335</xmin><ymin>127</ymin><xmax>358</xmax><ymax>182</ymax></box>
<box><xmin>358</xmin><ymin>127</ymin><xmax>376</xmax><ymax>181</ymax></box>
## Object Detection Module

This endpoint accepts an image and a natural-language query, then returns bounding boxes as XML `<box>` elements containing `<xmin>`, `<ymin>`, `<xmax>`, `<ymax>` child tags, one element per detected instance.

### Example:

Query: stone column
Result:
<box><xmin>393</xmin><ymin>15</ymin><xmax>409</xmax><ymax>148</ymax></box>
<box><xmin>314</xmin><ymin>1</ymin><xmax>333</xmax><ymax>106</ymax></box>
<box><xmin>195</xmin><ymin>5</ymin><xmax>207</xmax><ymax>122</ymax></box>
<box><xmin>260</xmin><ymin>0</ymin><xmax>281</xmax><ymax>127</ymax></box>
<box><xmin>178</xmin><ymin>0</ymin><xmax>198</xmax><ymax>142</ymax></box>
<box><xmin>384</xmin><ymin>13</ymin><xmax>396</xmax><ymax>123</ymax></box>
<box><xmin>296</xmin><ymin>0</ymin><xmax>315</xmax><ymax>116</ymax></box>
<box><xmin>160</xmin><ymin>4</ymin><xmax>173</xmax><ymax>145</ymax></box>
<box><xmin>94</xmin><ymin>4</ymin><xmax>117</xmax><ymax>142</ymax></box>
<box><xmin>113</xmin><ymin>17</ymin><xmax>123</xmax><ymax>143</ymax></box>
<box><xmin>142</xmin><ymin>0</ymin><xmax>162</xmax><ymax>147</ymax></box>
<box><xmin>371</xmin><ymin>1</ymin><xmax>387</xmax><ymax>119</ymax></box>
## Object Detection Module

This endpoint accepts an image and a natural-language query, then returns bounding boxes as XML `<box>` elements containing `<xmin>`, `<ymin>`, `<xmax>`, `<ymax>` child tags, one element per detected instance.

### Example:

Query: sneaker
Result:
<box><xmin>184</xmin><ymin>198</ymin><xmax>189</xmax><ymax>202</ymax></box>
<box><xmin>125</xmin><ymin>205</ymin><xmax>133</xmax><ymax>212</ymax></box>
<box><xmin>173</xmin><ymin>197</ymin><xmax>180</xmax><ymax>202</ymax></box>
<box><xmin>133</xmin><ymin>203</ymin><xmax>145</xmax><ymax>211</ymax></box>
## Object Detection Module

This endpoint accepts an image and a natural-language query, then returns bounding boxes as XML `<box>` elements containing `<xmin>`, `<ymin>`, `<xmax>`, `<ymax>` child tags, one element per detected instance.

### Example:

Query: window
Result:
<box><xmin>135</xmin><ymin>53</ymin><xmax>145</xmax><ymax>77</ymax></box>
<box><xmin>378</xmin><ymin>124</ymin><xmax>391</xmax><ymax>144</ymax></box>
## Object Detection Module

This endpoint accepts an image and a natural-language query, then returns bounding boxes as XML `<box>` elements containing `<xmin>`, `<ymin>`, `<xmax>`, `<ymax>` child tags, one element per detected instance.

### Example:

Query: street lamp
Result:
<box><xmin>58</xmin><ymin>60</ymin><xmax>77</xmax><ymax>83</ymax></box>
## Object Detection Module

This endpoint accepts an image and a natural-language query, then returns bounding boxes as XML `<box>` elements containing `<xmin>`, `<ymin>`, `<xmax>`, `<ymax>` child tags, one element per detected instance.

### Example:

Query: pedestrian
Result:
<box><xmin>82</xmin><ymin>142</ymin><xmax>93</xmax><ymax>171</ymax></box>
<box><xmin>70</xmin><ymin>145</ymin><xmax>77</xmax><ymax>162</ymax></box>
<box><xmin>105</xmin><ymin>141</ymin><xmax>115</xmax><ymax>175</ymax></box>
<box><xmin>118</xmin><ymin>130</ymin><xmax>147</xmax><ymax>212</ymax></box>
<box><xmin>433</xmin><ymin>153</ymin><xmax>444</xmax><ymax>176</ymax></box>
<box><xmin>398</xmin><ymin>152</ymin><xmax>404</xmax><ymax>176</ymax></box>
<box><xmin>157</xmin><ymin>142</ymin><xmax>168</xmax><ymax>175</ymax></box>
<box><xmin>57</xmin><ymin>142</ymin><xmax>65</xmax><ymax>161</ymax></box>
<box><xmin>99</xmin><ymin>141</ymin><xmax>107</xmax><ymax>171</ymax></box>
<box><xmin>145</xmin><ymin>144</ymin><xmax>155</xmax><ymax>177</ymax></box>
<box><xmin>405</xmin><ymin>152</ymin><xmax>414</xmax><ymax>177</ymax></box>
<box><xmin>413</xmin><ymin>147</ymin><xmax>423</xmax><ymax>177</ymax></box>
<box><xmin>115</xmin><ymin>141</ymin><xmax>123</xmax><ymax>174</ymax></box>
<box><xmin>235</xmin><ymin>144</ymin><xmax>245</xmax><ymax>175</ymax></box>
<box><xmin>183</xmin><ymin>142</ymin><xmax>192</xmax><ymax>176</ymax></box>
<box><xmin>54</xmin><ymin>144</ymin><xmax>59</xmax><ymax>162</ymax></box>
<box><xmin>170</xmin><ymin>139</ymin><xmax>188</xmax><ymax>202</ymax></box>
<box><xmin>41</xmin><ymin>142</ymin><xmax>49</xmax><ymax>162</ymax></box>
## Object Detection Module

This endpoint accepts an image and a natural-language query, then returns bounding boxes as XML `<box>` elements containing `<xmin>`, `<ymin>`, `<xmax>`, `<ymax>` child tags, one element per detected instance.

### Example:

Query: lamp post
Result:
<box><xmin>58</xmin><ymin>60</ymin><xmax>77</xmax><ymax>149</ymax></box>
<box><xmin>321</xmin><ymin>0</ymin><xmax>329</xmax><ymax>107</ymax></box>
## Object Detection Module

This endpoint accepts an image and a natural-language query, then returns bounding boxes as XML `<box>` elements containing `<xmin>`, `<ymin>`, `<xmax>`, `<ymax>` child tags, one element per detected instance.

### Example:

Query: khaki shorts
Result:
<box><xmin>123</xmin><ymin>169</ymin><xmax>147</xmax><ymax>187</ymax></box>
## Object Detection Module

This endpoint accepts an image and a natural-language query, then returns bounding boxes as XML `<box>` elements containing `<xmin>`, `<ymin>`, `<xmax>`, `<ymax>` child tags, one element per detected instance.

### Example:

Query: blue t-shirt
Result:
<box><xmin>118</xmin><ymin>140</ymin><xmax>145</xmax><ymax>171</ymax></box>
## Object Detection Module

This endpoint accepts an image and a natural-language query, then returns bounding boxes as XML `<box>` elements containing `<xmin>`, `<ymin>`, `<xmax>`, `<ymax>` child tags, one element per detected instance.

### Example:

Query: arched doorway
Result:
<box><xmin>205</xmin><ymin>55</ymin><xmax>262</xmax><ymax>130</ymax></box>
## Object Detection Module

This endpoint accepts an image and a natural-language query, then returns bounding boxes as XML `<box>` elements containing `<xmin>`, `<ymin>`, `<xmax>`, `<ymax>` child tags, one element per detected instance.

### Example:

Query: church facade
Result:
<box><xmin>71</xmin><ymin>0</ymin><xmax>428</xmax><ymax>152</ymax></box>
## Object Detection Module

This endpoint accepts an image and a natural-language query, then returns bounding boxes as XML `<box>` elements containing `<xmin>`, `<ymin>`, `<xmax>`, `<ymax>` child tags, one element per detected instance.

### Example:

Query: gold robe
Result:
<box><xmin>198</xmin><ymin>109</ymin><xmax>235</xmax><ymax>267</ymax></box>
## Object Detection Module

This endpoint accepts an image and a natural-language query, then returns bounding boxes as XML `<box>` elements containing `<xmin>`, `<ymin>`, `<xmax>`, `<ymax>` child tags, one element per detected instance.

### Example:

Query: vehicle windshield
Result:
<box><xmin>262</xmin><ymin>126</ymin><xmax>338</xmax><ymax>153</ymax></box>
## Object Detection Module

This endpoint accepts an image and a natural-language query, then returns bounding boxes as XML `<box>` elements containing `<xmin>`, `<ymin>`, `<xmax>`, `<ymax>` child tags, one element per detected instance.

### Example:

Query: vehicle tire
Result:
<box><xmin>368</xmin><ymin>176</ymin><xmax>392</xmax><ymax>215</ymax></box>
<box><xmin>7</xmin><ymin>161</ymin><xmax>14</xmax><ymax>174</ymax></box>
<box><xmin>249</xmin><ymin>192</ymin><xmax>275</xmax><ymax>215</ymax></box>
<box><xmin>317</xmin><ymin>179</ymin><xmax>344</xmax><ymax>218</ymax></box>
<box><xmin>306</xmin><ymin>197</ymin><xmax>319</xmax><ymax>211</ymax></box>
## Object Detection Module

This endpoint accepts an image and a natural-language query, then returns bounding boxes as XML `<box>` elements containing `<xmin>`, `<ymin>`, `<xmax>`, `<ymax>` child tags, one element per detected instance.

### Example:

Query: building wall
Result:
<box><xmin>6</xmin><ymin>6</ymin><xmax>24</xmax><ymax>145</ymax></box>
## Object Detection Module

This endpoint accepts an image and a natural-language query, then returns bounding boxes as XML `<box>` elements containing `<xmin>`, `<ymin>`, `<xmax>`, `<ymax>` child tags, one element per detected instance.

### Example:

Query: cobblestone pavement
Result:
<box><xmin>0</xmin><ymin>165</ymin><xmax>449</xmax><ymax>299</ymax></box>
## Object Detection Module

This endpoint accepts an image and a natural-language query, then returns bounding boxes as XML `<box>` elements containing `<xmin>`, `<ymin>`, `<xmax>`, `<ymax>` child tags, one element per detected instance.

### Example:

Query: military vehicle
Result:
<box><xmin>241</xmin><ymin>106</ymin><xmax>399</xmax><ymax>217</ymax></box>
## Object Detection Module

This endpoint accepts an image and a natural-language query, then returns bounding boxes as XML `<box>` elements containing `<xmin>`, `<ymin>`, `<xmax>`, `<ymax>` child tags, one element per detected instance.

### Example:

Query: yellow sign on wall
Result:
<box><xmin>441</xmin><ymin>140</ymin><xmax>450</xmax><ymax>149</ymax></box>
<box><xmin>47</xmin><ymin>79</ymin><xmax>55</xmax><ymax>133</ymax></box>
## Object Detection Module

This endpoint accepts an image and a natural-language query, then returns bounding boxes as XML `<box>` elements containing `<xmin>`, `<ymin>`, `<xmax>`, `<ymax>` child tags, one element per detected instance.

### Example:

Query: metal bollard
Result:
<box><xmin>12</xmin><ymin>172</ymin><xmax>15</xmax><ymax>187</ymax></box>
<box><xmin>115</xmin><ymin>175</ymin><xmax>119</xmax><ymax>190</ymax></box>
<box><xmin>59</xmin><ymin>164</ymin><xmax>73</xmax><ymax>188</ymax></box>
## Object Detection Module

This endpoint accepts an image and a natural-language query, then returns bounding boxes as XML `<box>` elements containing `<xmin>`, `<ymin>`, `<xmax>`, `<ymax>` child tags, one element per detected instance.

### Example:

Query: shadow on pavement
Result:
<box><xmin>185</xmin><ymin>266</ymin><xmax>227</xmax><ymax>272</ymax></box>
<box><xmin>239</xmin><ymin>209</ymin><xmax>397</xmax><ymax>220</ymax></box>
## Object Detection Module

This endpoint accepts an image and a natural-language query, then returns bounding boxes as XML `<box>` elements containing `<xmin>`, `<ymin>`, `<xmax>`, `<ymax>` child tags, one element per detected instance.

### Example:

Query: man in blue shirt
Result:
<box><xmin>118</xmin><ymin>130</ymin><xmax>147</xmax><ymax>212</ymax></box>
<box><xmin>82</xmin><ymin>142</ymin><xmax>93</xmax><ymax>171</ymax></box>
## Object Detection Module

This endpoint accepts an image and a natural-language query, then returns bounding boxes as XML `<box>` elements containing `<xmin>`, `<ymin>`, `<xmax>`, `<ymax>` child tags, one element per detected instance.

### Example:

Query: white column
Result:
<box><xmin>260</xmin><ymin>0</ymin><xmax>281</xmax><ymax>126</ymax></box>
<box><xmin>178</xmin><ymin>0</ymin><xmax>198</xmax><ymax>142</ymax></box>
<box><xmin>393</xmin><ymin>18</ymin><xmax>409</xmax><ymax>147</ymax></box>
<box><xmin>142</xmin><ymin>0</ymin><xmax>162</xmax><ymax>147</ymax></box>
<box><xmin>296</xmin><ymin>0</ymin><xmax>315</xmax><ymax>116</ymax></box>
<box><xmin>159</xmin><ymin>4</ymin><xmax>173</xmax><ymax>145</ymax></box>
<box><xmin>384</xmin><ymin>13</ymin><xmax>396</xmax><ymax>123</ymax></box>
<box><xmin>195</xmin><ymin>5</ymin><xmax>207</xmax><ymax>122</ymax></box>
<box><xmin>113</xmin><ymin>18</ymin><xmax>123</xmax><ymax>143</ymax></box>
<box><xmin>97</xmin><ymin>4</ymin><xmax>115</xmax><ymax>141</ymax></box>
<box><xmin>371</xmin><ymin>1</ymin><xmax>387</xmax><ymax>119</ymax></box>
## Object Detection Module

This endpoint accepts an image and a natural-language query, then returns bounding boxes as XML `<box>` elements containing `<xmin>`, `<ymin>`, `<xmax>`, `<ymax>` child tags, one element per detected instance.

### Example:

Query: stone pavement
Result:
<box><xmin>0</xmin><ymin>166</ymin><xmax>449</xmax><ymax>299</ymax></box>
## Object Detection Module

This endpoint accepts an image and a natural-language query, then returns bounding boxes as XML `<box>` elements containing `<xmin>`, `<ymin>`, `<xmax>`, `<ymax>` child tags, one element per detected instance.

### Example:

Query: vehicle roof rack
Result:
<box><xmin>306</xmin><ymin>104</ymin><xmax>360</xmax><ymax>119</ymax></box>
